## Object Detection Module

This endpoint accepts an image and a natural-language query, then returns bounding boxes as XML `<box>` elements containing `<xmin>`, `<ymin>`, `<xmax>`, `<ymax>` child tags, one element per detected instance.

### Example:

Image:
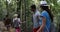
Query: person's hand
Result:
<box><xmin>37</xmin><ymin>30</ymin><xmax>40</xmax><ymax>32</ymax></box>
<box><xmin>37</xmin><ymin>31</ymin><xmax>39</xmax><ymax>32</ymax></box>
<box><xmin>23</xmin><ymin>21</ymin><xmax>25</xmax><ymax>23</ymax></box>
<box><xmin>37</xmin><ymin>29</ymin><xmax>42</xmax><ymax>32</ymax></box>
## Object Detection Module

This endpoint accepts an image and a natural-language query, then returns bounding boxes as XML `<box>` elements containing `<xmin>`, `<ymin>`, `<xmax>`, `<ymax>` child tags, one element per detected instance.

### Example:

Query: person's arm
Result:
<box><xmin>31</xmin><ymin>12</ymin><xmax>33</xmax><ymax>22</ymax></box>
<box><xmin>37</xmin><ymin>11</ymin><xmax>49</xmax><ymax>32</ymax></box>
<box><xmin>18</xmin><ymin>18</ymin><xmax>21</xmax><ymax>23</ymax></box>
<box><xmin>20</xmin><ymin>21</ymin><xmax>25</xmax><ymax>23</ymax></box>
<box><xmin>13</xmin><ymin>19</ymin><xmax>14</xmax><ymax>22</ymax></box>
<box><xmin>37</xmin><ymin>15</ymin><xmax>40</xmax><ymax>22</ymax></box>
<box><xmin>37</xmin><ymin>16</ymin><xmax>46</xmax><ymax>32</ymax></box>
<box><xmin>18</xmin><ymin>18</ymin><xmax>25</xmax><ymax>23</ymax></box>
<box><xmin>36</xmin><ymin>12</ymin><xmax>40</xmax><ymax>22</ymax></box>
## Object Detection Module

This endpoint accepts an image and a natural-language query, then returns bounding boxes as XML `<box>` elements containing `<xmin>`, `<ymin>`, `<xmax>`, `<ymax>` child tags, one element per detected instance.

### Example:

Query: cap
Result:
<box><xmin>13</xmin><ymin>14</ymin><xmax>18</xmax><ymax>17</ymax></box>
<box><xmin>40</xmin><ymin>1</ymin><xmax>48</xmax><ymax>6</ymax></box>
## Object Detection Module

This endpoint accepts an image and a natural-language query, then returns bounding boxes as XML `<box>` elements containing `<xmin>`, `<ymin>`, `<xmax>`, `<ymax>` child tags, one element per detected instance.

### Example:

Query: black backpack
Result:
<box><xmin>13</xmin><ymin>19</ymin><xmax>20</xmax><ymax>28</ymax></box>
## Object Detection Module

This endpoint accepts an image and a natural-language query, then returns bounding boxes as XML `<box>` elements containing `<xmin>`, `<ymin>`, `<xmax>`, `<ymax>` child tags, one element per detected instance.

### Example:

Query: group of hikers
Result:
<box><xmin>3</xmin><ymin>1</ymin><xmax>55</xmax><ymax>32</ymax></box>
<box><xmin>4</xmin><ymin>14</ymin><xmax>22</xmax><ymax>32</ymax></box>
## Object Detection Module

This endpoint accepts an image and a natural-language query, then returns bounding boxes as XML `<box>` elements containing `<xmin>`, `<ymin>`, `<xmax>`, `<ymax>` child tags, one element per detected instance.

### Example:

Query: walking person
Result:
<box><xmin>13</xmin><ymin>14</ymin><xmax>24</xmax><ymax>32</ymax></box>
<box><xmin>13</xmin><ymin>14</ymin><xmax>21</xmax><ymax>32</ymax></box>
<box><xmin>4</xmin><ymin>15</ymin><xmax>11</xmax><ymax>32</ymax></box>
<box><xmin>31</xmin><ymin>5</ymin><xmax>41</xmax><ymax>32</ymax></box>
<box><xmin>37</xmin><ymin>1</ymin><xmax>53</xmax><ymax>32</ymax></box>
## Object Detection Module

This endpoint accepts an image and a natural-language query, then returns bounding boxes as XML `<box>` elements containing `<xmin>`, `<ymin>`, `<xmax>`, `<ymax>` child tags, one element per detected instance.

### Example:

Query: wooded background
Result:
<box><xmin>0</xmin><ymin>0</ymin><xmax>60</xmax><ymax>32</ymax></box>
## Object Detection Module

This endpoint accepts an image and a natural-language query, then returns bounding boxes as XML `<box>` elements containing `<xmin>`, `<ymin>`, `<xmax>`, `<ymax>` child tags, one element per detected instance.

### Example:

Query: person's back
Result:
<box><xmin>13</xmin><ymin>18</ymin><xmax>21</xmax><ymax>32</ymax></box>
<box><xmin>13</xmin><ymin>18</ymin><xmax>20</xmax><ymax>28</ymax></box>
<box><xmin>37</xmin><ymin>1</ymin><xmax>54</xmax><ymax>32</ymax></box>
<box><xmin>4</xmin><ymin>18</ymin><xmax>11</xmax><ymax>25</ymax></box>
<box><xmin>13</xmin><ymin>14</ymin><xmax>21</xmax><ymax>32</ymax></box>
<box><xmin>41</xmin><ymin>10</ymin><xmax>51</xmax><ymax>32</ymax></box>
<box><xmin>4</xmin><ymin>15</ymin><xmax>11</xmax><ymax>25</ymax></box>
<box><xmin>3</xmin><ymin>15</ymin><xmax>11</xmax><ymax>31</ymax></box>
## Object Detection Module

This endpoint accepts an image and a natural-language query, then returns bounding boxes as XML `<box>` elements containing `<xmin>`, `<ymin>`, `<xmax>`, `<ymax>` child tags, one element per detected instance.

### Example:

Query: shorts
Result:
<box><xmin>15</xmin><ymin>27</ymin><xmax>21</xmax><ymax>32</ymax></box>
<box><xmin>33</xmin><ymin>26</ymin><xmax>40</xmax><ymax>32</ymax></box>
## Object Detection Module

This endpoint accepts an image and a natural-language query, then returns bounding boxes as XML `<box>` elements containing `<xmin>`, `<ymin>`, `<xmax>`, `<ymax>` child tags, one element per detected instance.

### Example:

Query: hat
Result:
<box><xmin>13</xmin><ymin>14</ymin><xmax>18</xmax><ymax>17</ymax></box>
<box><xmin>40</xmin><ymin>1</ymin><xmax>48</xmax><ymax>6</ymax></box>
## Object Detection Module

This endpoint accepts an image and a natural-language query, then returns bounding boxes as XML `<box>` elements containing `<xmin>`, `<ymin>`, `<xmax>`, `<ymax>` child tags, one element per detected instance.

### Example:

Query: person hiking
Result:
<box><xmin>31</xmin><ymin>5</ymin><xmax>41</xmax><ymax>32</ymax></box>
<box><xmin>4</xmin><ymin>15</ymin><xmax>11</xmax><ymax>31</ymax></box>
<box><xmin>13</xmin><ymin>14</ymin><xmax>25</xmax><ymax>32</ymax></box>
<box><xmin>13</xmin><ymin>14</ymin><xmax>21</xmax><ymax>32</ymax></box>
<box><xmin>37</xmin><ymin>1</ymin><xmax>53</xmax><ymax>32</ymax></box>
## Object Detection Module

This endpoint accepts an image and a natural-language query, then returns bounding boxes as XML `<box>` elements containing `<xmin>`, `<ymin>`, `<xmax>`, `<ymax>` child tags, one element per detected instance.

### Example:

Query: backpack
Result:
<box><xmin>13</xmin><ymin>19</ymin><xmax>20</xmax><ymax>28</ymax></box>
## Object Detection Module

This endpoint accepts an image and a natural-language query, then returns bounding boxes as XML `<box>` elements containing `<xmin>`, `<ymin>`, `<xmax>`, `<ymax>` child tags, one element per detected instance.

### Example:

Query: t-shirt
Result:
<box><xmin>33</xmin><ymin>10</ymin><xmax>40</xmax><ymax>28</ymax></box>
<box><xmin>40</xmin><ymin>10</ymin><xmax>51</xmax><ymax>32</ymax></box>
<box><xmin>13</xmin><ymin>18</ymin><xmax>20</xmax><ymax>22</ymax></box>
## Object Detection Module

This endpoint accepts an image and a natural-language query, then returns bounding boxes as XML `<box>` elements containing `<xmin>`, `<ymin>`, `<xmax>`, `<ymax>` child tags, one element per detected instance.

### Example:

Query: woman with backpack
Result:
<box><xmin>13</xmin><ymin>14</ymin><xmax>22</xmax><ymax>32</ymax></box>
<box><xmin>37</xmin><ymin>1</ymin><xmax>53</xmax><ymax>32</ymax></box>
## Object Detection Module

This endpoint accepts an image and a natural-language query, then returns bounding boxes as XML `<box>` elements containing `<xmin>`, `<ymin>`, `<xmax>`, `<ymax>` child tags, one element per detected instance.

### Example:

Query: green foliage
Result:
<box><xmin>0</xmin><ymin>0</ymin><xmax>60</xmax><ymax>32</ymax></box>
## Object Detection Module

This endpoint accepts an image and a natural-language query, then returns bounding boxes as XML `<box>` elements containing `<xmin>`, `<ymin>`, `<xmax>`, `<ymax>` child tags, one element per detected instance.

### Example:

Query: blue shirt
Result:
<box><xmin>39</xmin><ymin>10</ymin><xmax>51</xmax><ymax>32</ymax></box>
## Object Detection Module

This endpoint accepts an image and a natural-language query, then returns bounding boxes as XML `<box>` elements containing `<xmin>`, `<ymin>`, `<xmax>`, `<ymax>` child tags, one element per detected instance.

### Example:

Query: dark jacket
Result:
<box><xmin>4</xmin><ymin>18</ymin><xmax>11</xmax><ymax>25</ymax></box>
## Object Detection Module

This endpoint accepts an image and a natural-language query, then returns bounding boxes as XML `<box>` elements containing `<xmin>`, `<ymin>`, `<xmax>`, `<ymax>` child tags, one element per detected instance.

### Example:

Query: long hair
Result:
<box><xmin>40</xmin><ymin>6</ymin><xmax>53</xmax><ymax>22</ymax></box>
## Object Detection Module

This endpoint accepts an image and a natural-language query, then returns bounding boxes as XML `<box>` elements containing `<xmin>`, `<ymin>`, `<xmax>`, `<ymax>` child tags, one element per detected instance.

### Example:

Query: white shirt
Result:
<box><xmin>13</xmin><ymin>18</ymin><xmax>21</xmax><ymax>22</ymax></box>
<box><xmin>33</xmin><ymin>10</ymin><xmax>40</xmax><ymax>28</ymax></box>
<box><xmin>13</xmin><ymin>18</ymin><xmax>21</xmax><ymax>27</ymax></box>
